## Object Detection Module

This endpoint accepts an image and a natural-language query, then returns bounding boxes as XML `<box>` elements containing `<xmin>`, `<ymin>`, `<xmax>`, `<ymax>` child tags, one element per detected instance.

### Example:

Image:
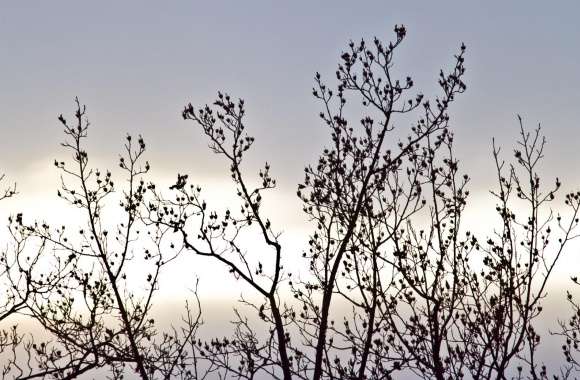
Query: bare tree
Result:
<box><xmin>147</xmin><ymin>25</ymin><xmax>473</xmax><ymax>380</ymax></box>
<box><xmin>455</xmin><ymin>120</ymin><xmax>580</xmax><ymax>380</ymax></box>
<box><xmin>0</xmin><ymin>174</ymin><xmax>19</xmax><ymax>325</ymax></box>
<box><xmin>293</xmin><ymin>26</ymin><xmax>467</xmax><ymax>380</ymax></box>
<box><xmin>0</xmin><ymin>176</ymin><xmax>77</xmax><ymax>379</ymax></box>
<box><xmin>373</xmin><ymin>118</ymin><xmax>580</xmax><ymax>380</ymax></box>
<box><xmin>5</xmin><ymin>99</ymin><xmax>205</xmax><ymax>380</ymax></box>
<box><xmin>0</xmin><ymin>175</ymin><xmax>20</xmax><ymax>377</ymax></box>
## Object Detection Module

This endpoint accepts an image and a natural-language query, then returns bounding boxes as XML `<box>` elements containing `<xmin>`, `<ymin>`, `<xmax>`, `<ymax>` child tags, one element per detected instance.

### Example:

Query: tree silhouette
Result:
<box><xmin>2</xmin><ymin>24</ymin><xmax>580</xmax><ymax>380</ymax></box>
<box><xmin>0</xmin><ymin>174</ymin><xmax>20</xmax><ymax>376</ymax></box>
<box><xmin>148</xmin><ymin>25</ymin><xmax>470</xmax><ymax>380</ymax></box>
<box><xmin>0</xmin><ymin>100</ymin><xmax>209</xmax><ymax>379</ymax></box>
<box><xmin>0</xmin><ymin>176</ymin><xmax>77</xmax><ymax>378</ymax></box>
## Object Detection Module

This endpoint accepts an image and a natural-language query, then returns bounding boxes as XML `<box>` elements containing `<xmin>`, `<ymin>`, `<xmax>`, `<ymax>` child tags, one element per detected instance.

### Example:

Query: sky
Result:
<box><xmin>2</xmin><ymin>1</ymin><xmax>580</xmax><ymax>184</ymax></box>
<box><xmin>1</xmin><ymin>1</ymin><xmax>580</xmax><ymax>367</ymax></box>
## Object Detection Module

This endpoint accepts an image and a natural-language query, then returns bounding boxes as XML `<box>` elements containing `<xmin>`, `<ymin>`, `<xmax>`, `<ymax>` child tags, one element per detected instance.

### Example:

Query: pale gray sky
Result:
<box><xmin>1</xmin><ymin>1</ymin><xmax>580</xmax><ymax>185</ymax></box>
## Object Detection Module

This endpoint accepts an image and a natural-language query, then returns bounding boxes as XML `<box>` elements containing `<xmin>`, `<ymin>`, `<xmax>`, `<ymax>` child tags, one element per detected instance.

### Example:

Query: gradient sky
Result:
<box><xmin>2</xmin><ymin>1</ymin><xmax>580</xmax><ymax>182</ymax></box>
<box><xmin>2</xmin><ymin>0</ymin><xmax>580</xmax><ymax>330</ymax></box>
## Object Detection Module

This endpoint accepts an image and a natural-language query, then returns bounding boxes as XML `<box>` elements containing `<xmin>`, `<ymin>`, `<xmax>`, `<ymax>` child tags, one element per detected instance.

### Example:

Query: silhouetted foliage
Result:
<box><xmin>2</xmin><ymin>25</ymin><xmax>580</xmax><ymax>380</ymax></box>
